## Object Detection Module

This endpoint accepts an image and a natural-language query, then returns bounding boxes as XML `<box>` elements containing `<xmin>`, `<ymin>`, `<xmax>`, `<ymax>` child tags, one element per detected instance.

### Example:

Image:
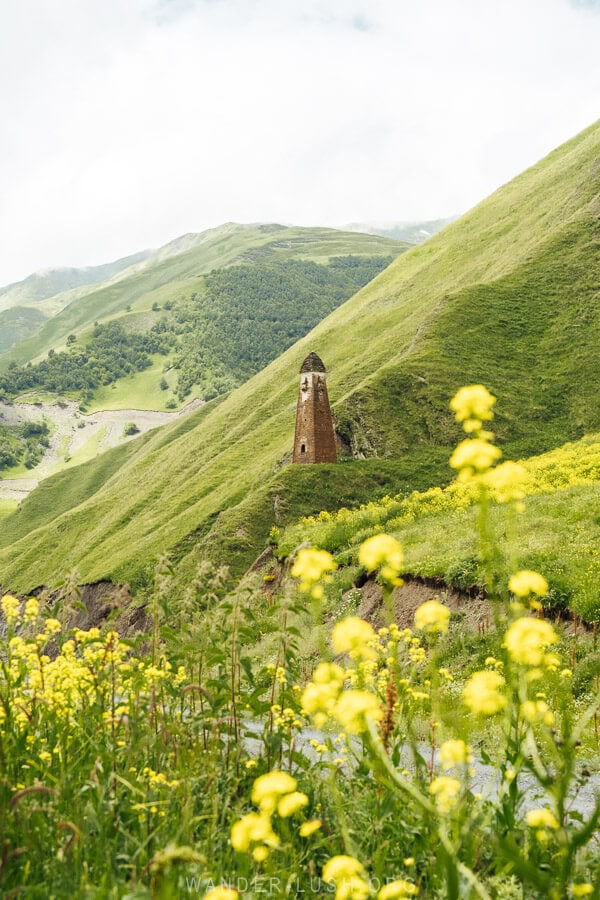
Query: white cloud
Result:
<box><xmin>0</xmin><ymin>0</ymin><xmax>598</xmax><ymax>284</ymax></box>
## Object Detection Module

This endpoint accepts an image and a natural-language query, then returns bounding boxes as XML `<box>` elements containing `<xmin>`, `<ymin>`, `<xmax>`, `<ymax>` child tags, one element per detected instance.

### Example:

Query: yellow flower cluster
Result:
<box><xmin>414</xmin><ymin>600</ymin><xmax>450</xmax><ymax>634</ymax></box>
<box><xmin>450</xmin><ymin>438</ymin><xmax>502</xmax><ymax>481</ymax></box>
<box><xmin>1</xmin><ymin>594</ymin><xmax>20</xmax><ymax>625</ymax></box>
<box><xmin>322</xmin><ymin>856</ymin><xmax>419</xmax><ymax>900</ymax></box>
<box><xmin>526</xmin><ymin>808</ymin><xmax>559</xmax><ymax>830</ymax></box>
<box><xmin>204</xmin><ymin>889</ymin><xmax>239</xmax><ymax>900</ymax></box>
<box><xmin>508</xmin><ymin>570</ymin><xmax>549</xmax><ymax>599</ymax></box>
<box><xmin>520</xmin><ymin>700</ymin><xmax>555</xmax><ymax>726</ymax></box>
<box><xmin>291</xmin><ymin>548</ymin><xmax>337</xmax><ymax>599</ymax></box>
<box><xmin>439</xmin><ymin>739</ymin><xmax>471</xmax><ymax>770</ymax></box>
<box><xmin>231</xmin><ymin>770</ymin><xmax>311</xmax><ymax>862</ymax></box>
<box><xmin>463</xmin><ymin>670</ymin><xmax>507</xmax><ymax>716</ymax></box>
<box><xmin>0</xmin><ymin>618</ymin><xmax>188</xmax><ymax>768</ymax></box>
<box><xmin>450</xmin><ymin>384</ymin><xmax>496</xmax><ymax>432</ymax></box>
<box><xmin>301</xmin><ymin>660</ymin><xmax>382</xmax><ymax>735</ymax></box>
<box><xmin>323</xmin><ymin>856</ymin><xmax>370</xmax><ymax>900</ymax></box>
<box><xmin>503</xmin><ymin>617</ymin><xmax>558</xmax><ymax>667</ymax></box>
<box><xmin>332</xmin><ymin>616</ymin><xmax>377</xmax><ymax>660</ymax></box>
<box><xmin>142</xmin><ymin>767</ymin><xmax>181</xmax><ymax>789</ymax></box>
<box><xmin>429</xmin><ymin>776</ymin><xmax>461</xmax><ymax>814</ymax></box>
<box><xmin>358</xmin><ymin>534</ymin><xmax>404</xmax><ymax>585</ymax></box>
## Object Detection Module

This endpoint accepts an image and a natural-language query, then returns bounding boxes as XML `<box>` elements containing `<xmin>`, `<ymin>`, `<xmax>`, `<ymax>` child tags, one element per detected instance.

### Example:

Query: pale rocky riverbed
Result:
<box><xmin>242</xmin><ymin>720</ymin><xmax>600</xmax><ymax>820</ymax></box>
<box><xmin>0</xmin><ymin>396</ymin><xmax>202</xmax><ymax>502</ymax></box>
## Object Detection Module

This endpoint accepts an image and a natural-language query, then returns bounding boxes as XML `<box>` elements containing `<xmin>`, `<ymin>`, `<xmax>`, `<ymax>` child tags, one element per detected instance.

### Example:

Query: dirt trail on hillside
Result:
<box><xmin>0</xmin><ymin>397</ymin><xmax>203</xmax><ymax>502</ymax></box>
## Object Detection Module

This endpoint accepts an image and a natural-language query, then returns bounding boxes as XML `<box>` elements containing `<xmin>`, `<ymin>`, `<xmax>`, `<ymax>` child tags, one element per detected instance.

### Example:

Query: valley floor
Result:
<box><xmin>0</xmin><ymin>395</ymin><xmax>203</xmax><ymax>501</ymax></box>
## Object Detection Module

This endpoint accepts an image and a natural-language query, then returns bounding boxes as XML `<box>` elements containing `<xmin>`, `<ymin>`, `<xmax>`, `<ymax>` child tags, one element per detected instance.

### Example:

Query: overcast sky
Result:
<box><xmin>0</xmin><ymin>0</ymin><xmax>598</xmax><ymax>285</ymax></box>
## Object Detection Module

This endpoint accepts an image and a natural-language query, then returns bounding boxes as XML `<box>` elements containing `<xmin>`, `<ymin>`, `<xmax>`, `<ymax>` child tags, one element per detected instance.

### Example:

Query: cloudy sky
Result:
<box><xmin>0</xmin><ymin>0</ymin><xmax>598</xmax><ymax>285</ymax></box>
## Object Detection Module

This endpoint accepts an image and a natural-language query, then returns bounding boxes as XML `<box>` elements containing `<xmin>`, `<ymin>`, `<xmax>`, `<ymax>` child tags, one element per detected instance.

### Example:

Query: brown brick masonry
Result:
<box><xmin>292</xmin><ymin>352</ymin><xmax>337</xmax><ymax>464</ymax></box>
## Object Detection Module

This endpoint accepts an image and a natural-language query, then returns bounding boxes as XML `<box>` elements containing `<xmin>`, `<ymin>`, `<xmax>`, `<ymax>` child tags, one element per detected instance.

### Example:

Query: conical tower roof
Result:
<box><xmin>300</xmin><ymin>351</ymin><xmax>326</xmax><ymax>374</ymax></box>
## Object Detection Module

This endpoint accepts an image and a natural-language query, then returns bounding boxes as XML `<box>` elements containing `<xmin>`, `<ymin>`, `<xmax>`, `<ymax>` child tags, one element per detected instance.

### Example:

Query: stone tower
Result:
<box><xmin>292</xmin><ymin>352</ymin><xmax>337</xmax><ymax>464</ymax></box>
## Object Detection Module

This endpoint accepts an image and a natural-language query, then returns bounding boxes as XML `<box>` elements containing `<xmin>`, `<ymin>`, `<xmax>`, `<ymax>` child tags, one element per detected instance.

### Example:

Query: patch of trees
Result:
<box><xmin>153</xmin><ymin>255</ymin><xmax>392</xmax><ymax>402</ymax></box>
<box><xmin>0</xmin><ymin>421</ymin><xmax>50</xmax><ymax>472</ymax></box>
<box><xmin>0</xmin><ymin>256</ymin><xmax>391</xmax><ymax>407</ymax></box>
<box><xmin>0</xmin><ymin>322</ymin><xmax>170</xmax><ymax>400</ymax></box>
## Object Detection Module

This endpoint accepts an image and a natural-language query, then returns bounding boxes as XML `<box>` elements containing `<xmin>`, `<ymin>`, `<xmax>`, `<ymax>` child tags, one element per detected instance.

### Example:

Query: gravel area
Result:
<box><xmin>0</xmin><ymin>397</ymin><xmax>202</xmax><ymax>501</ymax></box>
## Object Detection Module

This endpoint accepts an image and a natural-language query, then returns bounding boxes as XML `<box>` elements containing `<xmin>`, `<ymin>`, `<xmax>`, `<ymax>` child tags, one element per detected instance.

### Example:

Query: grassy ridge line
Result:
<box><xmin>0</xmin><ymin>226</ymin><xmax>405</xmax><ymax>368</ymax></box>
<box><xmin>0</xmin><ymin>122</ymin><xmax>598</xmax><ymax>593</ymax></box>
<box><xmin>0</xmin><ymin>249</ymin><xmax>152</xmax><ymax>313</ymax></box>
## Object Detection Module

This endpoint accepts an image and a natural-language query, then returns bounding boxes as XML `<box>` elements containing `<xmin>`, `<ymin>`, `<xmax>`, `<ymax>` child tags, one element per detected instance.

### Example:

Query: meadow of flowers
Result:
<box><xmin>276</xmin><ymin>429</ymin><xmax>600</xmax><ymax>572</ymax></box>
<box><xmin>1</xmin><ymin>386</ymin><xmax>599</xmax><ymax>897</ymax></box>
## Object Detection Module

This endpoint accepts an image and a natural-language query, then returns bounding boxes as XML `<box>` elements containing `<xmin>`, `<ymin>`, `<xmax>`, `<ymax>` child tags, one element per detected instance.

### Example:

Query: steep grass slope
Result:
<box><xmin>0</xmin><ymin>225</ymin><xmax>405</xmax><ymax>368</ymax></box>
<box><xmin>276</xmin><ymin>434</ymin><xmax>600</xmax><ymax>619</ymax></box>
<box><xmin>0</xmin><ymin>307</ymin><xmax>47</xmax><ymax>353</ymax></box>
<box><xmin>0</xmin><ymin>121</ymin><xmax>598</xmax><ymax>593</ymax></box>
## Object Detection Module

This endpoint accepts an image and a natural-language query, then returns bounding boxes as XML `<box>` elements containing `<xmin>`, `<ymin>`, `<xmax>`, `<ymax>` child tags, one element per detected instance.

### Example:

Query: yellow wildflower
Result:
<box><xmin>332</xmin><ymin>690</ymin><xmax>382</xmax><ymax>734</ymax></box>
<box><xmin>379</xmin><ymin>880</ymin><xmax>419</xmax><ymax>898</ymax></box>
<box><xmin>173</xmin><ymin>665</ymin><xmax>186</xmax><ymax>686</ymax></box>
<box><xmin>359</xmin><ymin>534</ymin><xmax>404</xmax><ymax>584</ymax></box>
<box><xmin>429</xmin><ymin>776</ymin><xmax>461</xmax><ymax>813</ymax></box>
<box><xmin>487</xmin><ymin>461</ymin><xmax>527</xmax><ymax>503</ymax></box>
<box><xmin>43</xmin><ymin>618</ymin><xmax>61</xmax><ymax>637</ymax></box>
<box><xmin>521</xmin><ymin>700</ymin><xmax>555</xmax><ymax>726</ymax></box>
<box><xmin>463</xmin><ymin>671</ymin><xmax>507</xmax><ymax>715</ymax></box>
<box><xmin>74</xmin><ymin>627</ymin><xmax>101</xmax><ymax>643</ymax></box>
<box><xmin>299</xmin><ymin>819</ymin><xmax>322</xmax><ymax>837</ymax></box>
<box><xmin>1</xmin><ymin>594</ymin><xmax>20</xmax><ymax>625</ymax></box>
<box><xmin>277</xmin><ymin>791</ymin><xmax>308</xmax><ymax>818</ymax></box>
<box><xmin>204</xmin><ymin>889</ymin><xmax>239</xmax><ymax>900</ymax></box>
<box><xmin>230</xmin><ymin>813</ymin><xmax>279</xmax><ymax>853</ymax></box>
<box><xmin>323</xmin><ymin>856</ymin><xmax>368</xmax><ymax>899</ymax></box>
<box><xmin>526</xmin><ymin>808</ymin><xmax>559</xmax><ymax>830</ymax></box>
<box><xmin>291</xmin><ymin>548</ymin><xmax>337</xmax><ymax>589</ymax></box>
<box><xmin>23</xmin><ymin>597</ymin><xmax>39</xmax><ymax>623</ymax></box>
<box><xmin>450</xmin><ymin>385</ymin><xmax>496</xmax><ymax>428</ymax></box>
<box><xmin>302</xmin><ymin>662</ymin><xmax>345</xmax><ymax>726</ymax></box>
<box><xmin>332</xmin><ymin>617</ymin><xmax>377</xmax><ymax>660</ymax></box>
<box><xmin>503</xmin><ymin>618</ymin><xmax>558</xmax><ymax>666</ymax></box>
<box><xmin>414</xmin><ymin>600</ymin><xmax>450</xmax><ymax>634</ymax></box>
<box><xmin>508</xmin><ymin>570</ymin><xmax>549</xmax><ymax>598</ymax></box>
<box><xmin>450</xmin><ymin>438</ymin><xmax>502</xmax><ymax>479</ymax></box>
<box><xmin>571</xmin><ymin>885</ymin><xmax>594</xmax><ymax>897</ymax></box>
<box><xmin>251</xmin><ymin>770</ymin><xmax>297</xmax><ymax>813</ymax></box>
<box><xmin>439</xmin><ymin>739</ymin><xmax>470</xmax><ymax>770</ymax></box>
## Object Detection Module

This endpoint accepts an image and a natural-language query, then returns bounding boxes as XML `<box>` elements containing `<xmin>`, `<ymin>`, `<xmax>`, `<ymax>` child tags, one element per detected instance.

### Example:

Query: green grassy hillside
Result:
<box><xmin>276</xmin><ymin>433</ymin><xmax>600</xmax><ymax>619</ymax></box>
<box><xmin>0</xmin><ymin>225</ymin><xmax>405</xmax><ymax>371</ymax></box>
<box><xmin>0</xmin><ymin>255</ymin><xmax>397</xmax><ymax>410</ymax></box>
<box><xmin>0</xmin><ymin>307</ymin><xmax>47</xmax><ymax>353</ymax></box>
<box><xmin>0</xmin><ymin>121</ymin><xmax>598</xmax><ymax>594</ymax></box>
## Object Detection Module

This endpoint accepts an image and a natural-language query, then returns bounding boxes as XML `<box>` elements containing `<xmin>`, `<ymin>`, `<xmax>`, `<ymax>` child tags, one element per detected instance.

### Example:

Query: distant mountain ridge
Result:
<box><xmin>0</xmin><ymin>224</ymin><xmax>406</xmax><ymax>373</ymax></box>
<box><xmin>342</xmin><ymin>217</ymin><xmax>457</xmax><ymax>244</ymax></box>
<box><xmin>0</xmin><ymin>250</ymin><xmax>153</xmax><ymax>311</ymax></box>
